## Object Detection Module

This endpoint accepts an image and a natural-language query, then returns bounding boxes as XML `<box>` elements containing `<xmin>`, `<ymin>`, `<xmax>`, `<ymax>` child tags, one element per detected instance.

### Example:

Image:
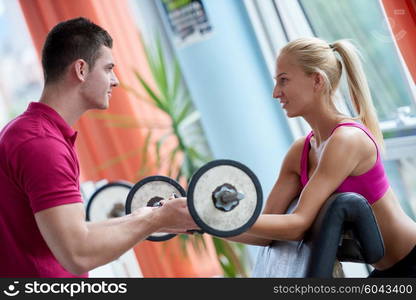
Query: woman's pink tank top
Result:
<box><xmin>300</xmin><ymin>122</ymin><xmax>389</xmax><ymax>204</ymax></box>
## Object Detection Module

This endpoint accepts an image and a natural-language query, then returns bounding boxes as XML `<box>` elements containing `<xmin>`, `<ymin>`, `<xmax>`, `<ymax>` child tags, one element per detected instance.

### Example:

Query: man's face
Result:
<box><xmin>81</xmin><ymin>46</ymin><xmax>119</xmax><ymax>110</ymax></box>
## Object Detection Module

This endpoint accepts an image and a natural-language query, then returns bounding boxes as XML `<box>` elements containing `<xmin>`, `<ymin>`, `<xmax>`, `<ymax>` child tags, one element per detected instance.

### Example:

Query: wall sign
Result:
<box><xmin>160</xmin><ymin>0</ymin><xmax>213</xmax><ymax>48</ymax></box>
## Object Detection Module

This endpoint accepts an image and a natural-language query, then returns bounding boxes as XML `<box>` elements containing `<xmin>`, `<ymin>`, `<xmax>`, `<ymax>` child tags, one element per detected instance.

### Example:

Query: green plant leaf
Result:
<box><xmin>154</xmin><ymin>36</ymin><xmax>169</xmax><ymax>98</ymax></box>
<box><xmin>186</xmin><ymin>146</ymin><xmax>202</xmax><ymax>161</ymax></box>
<box><xmin>171</xmin><ymin>58</ymin><xmax>182</xmax><ymax>102</ymax></box>
<box><xmin>178</xmin><ymin>110</ymin><xmax>200</xmax><ymax>133</ymax></box>
<box><xmin>167</xmin><ymin>145</ymin><xmax>180</xmax><ymax>178</ymax></box>
<box><xmin>176</xmin><ymin>100</ymin><xmax>193</xmax><ymax>125</ymax></box>
<box><xmin>134</xmin><ymin>71</ymin><xmax>167</xmax><ymax>112</ymax></box>
<box><xmin>120</xmin><ymin>82</ymin><xmax>154</xmax><ymax>105</ymax></box>
<box><xmin>140</xmin><ymin>129</ymin><xmax>153</xmax><ymax>169</ymax></box>
<box><xmin>155</xmin><ymin>131</ymin><xmax>173</xmax><ymax>169</ymax></box>
<box><xmin>142</xmin><ymin>41</ymin><xmax>161</xmax><ymax>91</ymax></box>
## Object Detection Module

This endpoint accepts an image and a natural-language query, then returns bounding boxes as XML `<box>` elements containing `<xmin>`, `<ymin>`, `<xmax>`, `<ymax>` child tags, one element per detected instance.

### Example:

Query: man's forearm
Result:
<box><xmin>35</xmin><ymin>200</ymin><xmax>193</xmax><ymax>275</ymax></box>
<box><xmin>74</xmin><ymin>209</ymin><xmax>160</xmax><ymax>274</ymax></box>
<box><xmin>86</xmin><ymin>214</ymin><xmax>133</xmax><ymax>228</ymax></box>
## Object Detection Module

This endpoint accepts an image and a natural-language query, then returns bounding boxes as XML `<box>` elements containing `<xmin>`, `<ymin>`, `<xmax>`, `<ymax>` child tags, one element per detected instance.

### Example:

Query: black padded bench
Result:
<box><xmin>305</xmin><ymin>193</ymin><xmax>385</xmax><ymax>278</ymax></box>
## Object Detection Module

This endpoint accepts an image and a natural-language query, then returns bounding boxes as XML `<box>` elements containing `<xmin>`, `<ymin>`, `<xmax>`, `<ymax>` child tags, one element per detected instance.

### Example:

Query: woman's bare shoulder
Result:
<box><xmin>329</xmin><ymin>126</ymin><xmax>376</xmax><ymax>154</ymax></box>
<box><xmin>282</xmin><ymin>136</ymin><xmax>308</xmax><ymax>174</ymax></box>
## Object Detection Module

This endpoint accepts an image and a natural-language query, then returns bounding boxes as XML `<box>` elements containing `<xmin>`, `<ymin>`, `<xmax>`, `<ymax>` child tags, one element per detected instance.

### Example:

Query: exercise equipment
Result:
<box><xmin>187</xmin><ymin>159</ymin><xmax>263</xmax><ymax>237</ymax></box>
<box><xmin>252</xmin><ymin>193</ymin><xmax>384</xmax><ymax>278</ymax></box>
<box><xmin>306</xmin><ymin>192</ymin><xmax>384</xmax><ymax>277</ymax></box>
<box><xmin>86</xmin><ymin>181</ymin><xmax>132</xmax><ymax>221</ymax></box>
<box><xmin>124</xmin><ymin>159</ymin><xmax>263</xmax><ymax>240</ymax></box>
<box><xmin>86</xmin><ymin>181</ymin><xmax>143</xmax><ymax>277</ymax></box>
<box><xmin>125</xmin><ymin>175</ymin><xmax>186</xmax><ymax>241</ymax></box>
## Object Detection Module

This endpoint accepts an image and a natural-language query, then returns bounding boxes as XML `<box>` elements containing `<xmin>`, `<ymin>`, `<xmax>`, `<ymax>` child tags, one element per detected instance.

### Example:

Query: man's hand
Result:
<box><xmin>141</xmin><ymin>197</ymin><xmax>200</xmax><ymax>234</ymax></box>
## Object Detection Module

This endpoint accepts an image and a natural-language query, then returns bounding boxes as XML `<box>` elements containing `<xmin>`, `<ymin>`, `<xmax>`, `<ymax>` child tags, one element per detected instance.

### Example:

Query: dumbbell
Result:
<box><xmin>85</xmin><ymin>180</ymin><xmax>185</xmax><ymax>241</ymax></box>
<box><xmin>86</xmin><ymin>181</ymin><xmax>132</xmax><ymax>222</ymax></box>
<box><xmin>124</xmin><ymin>159</ymin><xmax>263</xmax><ymax>241</ymax></box>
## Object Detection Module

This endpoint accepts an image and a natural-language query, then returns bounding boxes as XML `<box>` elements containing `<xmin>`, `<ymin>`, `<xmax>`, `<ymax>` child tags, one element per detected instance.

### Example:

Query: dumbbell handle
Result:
<box><xmin>161</xmin><ymin>193</ymin><xmax>204</xmax><ymax>235</ymax></box>
<box><xmin>187</xmin><ymin>229</ymin><xmax>204</xmax><ymax>234</ymax></box>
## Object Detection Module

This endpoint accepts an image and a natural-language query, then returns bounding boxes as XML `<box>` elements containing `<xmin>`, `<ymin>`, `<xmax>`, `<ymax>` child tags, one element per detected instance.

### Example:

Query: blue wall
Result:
<box><xmin>158</xmin><ymin>0</ymin><xmax>293</xmax><ymax>198</ymax></box>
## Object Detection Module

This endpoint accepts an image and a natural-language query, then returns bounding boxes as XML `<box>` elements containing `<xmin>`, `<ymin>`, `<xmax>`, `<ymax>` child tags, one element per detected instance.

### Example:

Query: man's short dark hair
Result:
<box><xmin>41</xmin><ymin>17</ymin><xmax>113</xmax><ymax>84</ymax></box>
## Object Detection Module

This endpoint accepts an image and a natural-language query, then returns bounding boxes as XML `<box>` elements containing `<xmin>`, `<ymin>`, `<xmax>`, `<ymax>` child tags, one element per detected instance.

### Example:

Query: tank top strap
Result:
<box><xmin>330</xmin><ymin>122</ymin><xmax>380</xmax><ymax>161</ymax></box>
<box><xmin>300</xmin><ymin>131</ymin><xmax>314</xmax><ymax>186</ymax></box>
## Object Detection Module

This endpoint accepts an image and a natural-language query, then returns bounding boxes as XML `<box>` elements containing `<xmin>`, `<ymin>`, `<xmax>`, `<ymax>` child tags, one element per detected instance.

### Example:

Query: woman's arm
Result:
<box><xmin>226</xmin><ymin>137</ymin><xmax>305</xmax><ymax>246</ymax></box>
<box><xmin>247</xmin><ymin>128</ymin><xmax>363</xmax><ymax>241</ymax></box>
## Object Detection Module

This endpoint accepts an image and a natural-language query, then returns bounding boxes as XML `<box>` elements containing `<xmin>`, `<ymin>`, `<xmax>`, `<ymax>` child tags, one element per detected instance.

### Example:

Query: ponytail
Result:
<box><xmin>331</xmin><ymin>40</ymin><xmax>384</xmax><ymax>150</ymax></box>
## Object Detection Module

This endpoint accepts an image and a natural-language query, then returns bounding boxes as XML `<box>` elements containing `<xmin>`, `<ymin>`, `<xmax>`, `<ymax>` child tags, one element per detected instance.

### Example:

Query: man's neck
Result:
<box><xmin>39</xmin><ymin>84</ymin><xmax>85</xmax><ymax>126</ymax></box>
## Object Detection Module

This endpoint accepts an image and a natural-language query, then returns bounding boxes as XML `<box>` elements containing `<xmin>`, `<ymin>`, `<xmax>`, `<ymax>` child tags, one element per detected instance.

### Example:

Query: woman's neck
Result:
<box><xmin>303</xmin><ymin>102</ymin><xmax>350</xmax><ymax>147</ymax></box>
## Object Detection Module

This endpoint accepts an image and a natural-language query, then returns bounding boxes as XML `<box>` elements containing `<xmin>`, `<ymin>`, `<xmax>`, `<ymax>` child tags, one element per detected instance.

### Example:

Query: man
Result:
<box><xmin>0</xmin><ymin>17</ymin><xmax>196</xmax><ymax>277</ymax></box>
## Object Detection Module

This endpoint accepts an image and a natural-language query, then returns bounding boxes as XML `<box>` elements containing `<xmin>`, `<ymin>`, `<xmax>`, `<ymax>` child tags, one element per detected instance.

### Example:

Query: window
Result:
<box><xmin>299</xmin><ymin>0</ymin><xmax>416</xmax><ymax>127</ymax></box>
<box><xmin>245</xmin><ymin>0</ymin><xmax>416</xmax><ymax>135</ymax></box>
<box><xmin>0</xmin><ymin>0</ymin><xmax>43</xmax><ymax>127</ymax></box>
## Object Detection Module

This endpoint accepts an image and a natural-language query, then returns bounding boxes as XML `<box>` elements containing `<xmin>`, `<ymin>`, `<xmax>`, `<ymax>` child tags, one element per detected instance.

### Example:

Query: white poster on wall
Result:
<box><xmin>159</xmin><ymin>0</ymin><xmax>213</xmax><ymax>48</ymax></box>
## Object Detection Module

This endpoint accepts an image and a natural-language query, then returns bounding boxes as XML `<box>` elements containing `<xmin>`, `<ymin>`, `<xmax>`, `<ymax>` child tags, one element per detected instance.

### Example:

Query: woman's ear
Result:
<box><xmin>313</xmin><ymin>72</ymin><xmax>325</xmax><ymax>93</ymax></box>
<box><xmin>74</xmin><ymin>59</ymin><xmax>88</xmax><ymax>82</ymax></box>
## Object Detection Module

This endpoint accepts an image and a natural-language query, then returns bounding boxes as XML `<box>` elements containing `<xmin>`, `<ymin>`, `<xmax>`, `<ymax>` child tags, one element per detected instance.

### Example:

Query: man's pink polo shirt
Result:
<box><xmin>0</xmin><ymin>102</ymin><xmax>88</xmax><ymax>277</ymax></box>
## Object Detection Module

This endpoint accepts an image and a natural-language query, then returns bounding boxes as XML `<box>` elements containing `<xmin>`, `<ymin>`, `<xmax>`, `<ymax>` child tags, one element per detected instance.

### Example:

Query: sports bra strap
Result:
<box><xmin>300</xmin><ymin>122</ymin><xmax>380</xmax><ymax>187</ymax></box>
<box><xmin>330</xmin><ymin>122</ymin><xmax>380</xmax><ymax>161</ymax></box>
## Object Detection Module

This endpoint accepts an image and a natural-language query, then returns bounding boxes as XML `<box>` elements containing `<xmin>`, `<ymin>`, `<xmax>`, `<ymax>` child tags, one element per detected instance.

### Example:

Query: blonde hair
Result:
<box><xmin>280</xmin><ymin>37</ymin><xmax>384</xmax><ymax>148</ymax></box>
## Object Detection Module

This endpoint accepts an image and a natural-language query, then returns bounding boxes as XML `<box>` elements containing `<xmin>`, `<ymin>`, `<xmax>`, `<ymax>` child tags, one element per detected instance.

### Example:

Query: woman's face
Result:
<box><xmin>273</xmin><ymin>54</ymin><xmax>316</xmax><ymax>118</ymax></box>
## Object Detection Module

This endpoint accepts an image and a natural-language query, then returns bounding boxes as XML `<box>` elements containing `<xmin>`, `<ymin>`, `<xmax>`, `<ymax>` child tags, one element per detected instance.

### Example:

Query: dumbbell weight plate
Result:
<box><xmin>125</xmin><ymin>176</ymin><xmax>186</xmax><ymax>242</ymax></box>
<box><xmin>187</xmin><ymin>159</ymin><xmax>263</xmax><ymax>237</ymax></box>
<box><xmin>86</xmin><ymin>181</ymin><xmax>132</xmax><ymax>222</ymax></box>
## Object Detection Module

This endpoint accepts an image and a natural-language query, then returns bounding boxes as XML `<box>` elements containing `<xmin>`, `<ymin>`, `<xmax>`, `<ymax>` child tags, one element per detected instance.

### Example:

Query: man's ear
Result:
<box><xmin>74</xmin><ymin>59</ymin><xmax>88</xmax><ymax>82</ymax></box>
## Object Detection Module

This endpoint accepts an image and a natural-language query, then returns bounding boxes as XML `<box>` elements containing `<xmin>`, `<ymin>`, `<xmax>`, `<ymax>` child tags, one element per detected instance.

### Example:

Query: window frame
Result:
<box><xmin>244</xmin><ymin>0</ymin><xmax>416</xmax><ymax>159</ymax></box>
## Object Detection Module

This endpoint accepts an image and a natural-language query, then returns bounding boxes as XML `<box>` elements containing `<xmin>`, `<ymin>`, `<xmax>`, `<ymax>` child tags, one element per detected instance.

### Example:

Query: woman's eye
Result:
<box><xmin>279</xmin><ymin>78</ymin><xmax>288</xmax><ymax>85</ymax></box>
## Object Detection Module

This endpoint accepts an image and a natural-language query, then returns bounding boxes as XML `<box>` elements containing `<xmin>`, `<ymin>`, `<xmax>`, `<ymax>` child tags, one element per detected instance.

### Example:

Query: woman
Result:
<box><xmin>229</xmin><ymin>37</ymin><xmax>416</xmax><ymax>277</ymax></box>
